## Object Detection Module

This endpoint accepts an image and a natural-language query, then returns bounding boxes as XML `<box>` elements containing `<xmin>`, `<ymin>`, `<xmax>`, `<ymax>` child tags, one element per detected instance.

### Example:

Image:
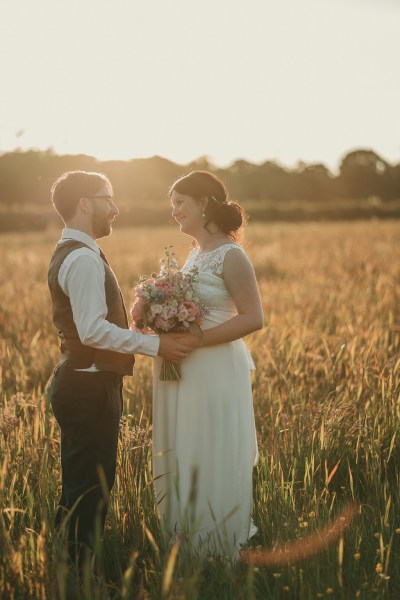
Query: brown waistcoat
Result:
<box><xmin>48</xmin><ymin>240</ymin><xmax>135</xmax><ymax>375</ymax></box>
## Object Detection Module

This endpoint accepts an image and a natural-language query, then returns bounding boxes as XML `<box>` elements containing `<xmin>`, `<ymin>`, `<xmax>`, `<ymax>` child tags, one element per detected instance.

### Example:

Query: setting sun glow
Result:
<box><xmin>1</xmin><ymin>0</ymin><xmax>399</xmax><ymax>170</ymax></box>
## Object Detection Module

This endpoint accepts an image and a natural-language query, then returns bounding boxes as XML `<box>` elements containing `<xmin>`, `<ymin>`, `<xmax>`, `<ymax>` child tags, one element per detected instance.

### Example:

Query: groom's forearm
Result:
<box><xmin>63</xmin><ymin>253</ymin><xmax>160</xmax><ymax>356</ymax></box>
<box><xmin>79</xmin><ymin>319</ymin><xmax>160</xmax><ymax>356</ymax></box>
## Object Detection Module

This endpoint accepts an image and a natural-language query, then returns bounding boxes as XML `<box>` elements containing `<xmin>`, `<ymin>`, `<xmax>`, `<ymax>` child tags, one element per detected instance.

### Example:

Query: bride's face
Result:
<box><xmin>171</xmin><ymin>190</ymin><xmax>204</xmax><ymax>236</ymax></box>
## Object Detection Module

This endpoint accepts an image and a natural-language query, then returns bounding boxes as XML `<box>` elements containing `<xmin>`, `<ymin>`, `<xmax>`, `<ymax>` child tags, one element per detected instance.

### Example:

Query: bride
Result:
<box><xmin>152</xmin><ymin>170</ymin><xmax>263</xmax><ymax>559</ymax></box>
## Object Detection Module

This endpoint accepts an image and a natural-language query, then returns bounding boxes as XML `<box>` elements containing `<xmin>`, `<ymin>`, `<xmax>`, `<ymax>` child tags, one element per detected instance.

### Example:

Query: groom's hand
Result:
<box><xmin>158</xmin><ymin>333</ymin><xmax>197</xmax><ymax>362</ymax></box>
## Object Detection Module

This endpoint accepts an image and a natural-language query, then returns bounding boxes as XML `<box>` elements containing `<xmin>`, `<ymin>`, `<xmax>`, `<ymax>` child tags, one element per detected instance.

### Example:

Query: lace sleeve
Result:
<box><xmin>196</xmin><ymin>243</ymin><xmax>244</xmax><ymax>277</ymax></box>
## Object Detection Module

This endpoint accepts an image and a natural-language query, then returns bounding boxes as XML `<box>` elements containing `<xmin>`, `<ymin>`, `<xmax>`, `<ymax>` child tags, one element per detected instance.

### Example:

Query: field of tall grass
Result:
<box><xmin>1</xmin><ymin>220</ymin><xmax>400</xmax><ymax>599</ymax></box>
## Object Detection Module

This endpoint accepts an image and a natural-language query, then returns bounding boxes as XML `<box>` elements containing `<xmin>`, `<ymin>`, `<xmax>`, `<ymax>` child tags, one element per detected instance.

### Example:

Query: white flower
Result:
<box><xmin>151</xmin><ymin>304</ymin><xmax>163</xmax><ymax>315</ymax></box>
<box><xmin>177</xmin><ymin>308</ymin><xmax>189</xmax><ymax>321</ymax></box>
<box><xmin>162</xmin><ymin>305</ymin><xmax>177</xmax><ymax>319</ymax></box>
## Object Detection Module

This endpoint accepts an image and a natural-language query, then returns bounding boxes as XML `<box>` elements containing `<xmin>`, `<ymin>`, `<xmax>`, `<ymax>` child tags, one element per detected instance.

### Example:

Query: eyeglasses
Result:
<box><xmin>87</xmin><ymin>195</ymin><xmax>115</xmax><ymax>202</ymax></box>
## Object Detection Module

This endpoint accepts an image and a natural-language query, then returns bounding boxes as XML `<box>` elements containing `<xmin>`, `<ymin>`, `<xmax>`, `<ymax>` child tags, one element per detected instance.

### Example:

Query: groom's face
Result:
<box><xmin>90</xmin><ymin>182</ymin><xmax>119</xmax><ymax>238</ymax></box>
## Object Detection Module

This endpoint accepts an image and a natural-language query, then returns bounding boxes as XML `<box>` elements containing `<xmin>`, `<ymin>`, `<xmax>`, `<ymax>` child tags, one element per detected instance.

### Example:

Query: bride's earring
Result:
<box><xmin>202</xmin><ymin>212</ymin><xmax>206</xmax><ymax>218</ymax></box>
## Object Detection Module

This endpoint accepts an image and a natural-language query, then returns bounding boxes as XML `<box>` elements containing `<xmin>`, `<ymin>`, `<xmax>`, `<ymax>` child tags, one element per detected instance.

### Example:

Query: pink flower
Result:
<box><xmin>130</xmin><ymin>297</ymin><xmax>146</xmax><ymax>322</ymax></box>
<box><xmin>155</xmin><ymin>315</ymin><xmax>172</xmax><ymax>331</ymax></box>
<box><xmin>177</xmin><ymin>301</ymin><xmax>200</xmax><ymax>322</ymax></box>
<box><xmin>154</xmin><ymin>279</ymin><xmax>173</xmax><ymax>296</ymax></box>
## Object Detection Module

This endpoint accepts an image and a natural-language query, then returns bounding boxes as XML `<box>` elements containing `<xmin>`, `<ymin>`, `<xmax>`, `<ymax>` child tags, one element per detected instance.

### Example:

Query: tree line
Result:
<box><xmin>0</xmin><ymin>148</ymin><xmax>399</xmax><ymax>231</ymax></box>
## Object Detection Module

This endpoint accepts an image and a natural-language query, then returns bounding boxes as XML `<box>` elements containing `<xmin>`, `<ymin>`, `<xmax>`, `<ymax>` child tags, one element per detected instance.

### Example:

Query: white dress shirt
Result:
<box><xmin>56</xmin><ymin>228</ymin><xmax>160</xmax><ymax>366</ymax></box>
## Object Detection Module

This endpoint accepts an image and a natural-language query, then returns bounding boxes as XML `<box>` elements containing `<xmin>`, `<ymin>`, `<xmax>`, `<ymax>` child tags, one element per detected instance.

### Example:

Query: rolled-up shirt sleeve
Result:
<box><xmin>58</xmin><ymin>249</ymin><xmax>159</xmax><ymax>357</ymax></box>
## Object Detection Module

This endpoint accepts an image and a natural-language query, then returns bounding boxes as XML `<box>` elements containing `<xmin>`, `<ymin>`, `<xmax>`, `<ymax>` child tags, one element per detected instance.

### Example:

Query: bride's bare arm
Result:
<box><xmin>182</xmin><ymin>248</ymin><xmax>264</xmax><ymax>349</ymax></box>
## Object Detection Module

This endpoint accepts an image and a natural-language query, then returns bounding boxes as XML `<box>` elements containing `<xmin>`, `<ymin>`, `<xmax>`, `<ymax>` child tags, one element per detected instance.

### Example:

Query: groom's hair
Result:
<box><xmin>51</xmin><ymin>170</ymin><xmax>110</xmax><ymax>222</ymax></box>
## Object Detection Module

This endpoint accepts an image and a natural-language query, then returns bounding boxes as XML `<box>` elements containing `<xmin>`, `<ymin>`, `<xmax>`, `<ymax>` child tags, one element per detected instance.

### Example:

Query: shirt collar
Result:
<box><xmin>60</xmin><ymin>228</ymin><xmax>100</xmax><ymax>255</ymax></box>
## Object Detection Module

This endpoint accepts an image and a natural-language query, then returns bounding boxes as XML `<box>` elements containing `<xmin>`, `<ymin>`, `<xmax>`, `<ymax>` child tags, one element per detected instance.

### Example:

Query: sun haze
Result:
<box><xmin>0</xmin><ymin>0</ymin><xmax>399</xmax><ymax>171</ymax></box>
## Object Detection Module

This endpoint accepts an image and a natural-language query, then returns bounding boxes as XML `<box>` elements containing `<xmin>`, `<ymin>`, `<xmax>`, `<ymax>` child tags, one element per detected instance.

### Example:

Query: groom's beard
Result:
<box><xmin>92</xmin><ymin>212</ymin><xmax>112</xmax><ymax>239</ymax></box>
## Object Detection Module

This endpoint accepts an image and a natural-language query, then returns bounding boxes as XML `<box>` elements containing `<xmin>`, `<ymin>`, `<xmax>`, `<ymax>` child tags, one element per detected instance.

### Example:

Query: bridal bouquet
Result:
<box><xmin>130</xmin><ymin>246</ymin><xmax>207</xmax><ymax>380</ymax></box>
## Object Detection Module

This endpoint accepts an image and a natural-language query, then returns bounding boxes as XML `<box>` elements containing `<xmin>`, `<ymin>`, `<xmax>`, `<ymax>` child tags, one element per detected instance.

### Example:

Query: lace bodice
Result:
<box><xmin>182</xmin><ymin>243</ymin><xmax>244</xmax><ymax>321</ymax></box>
<box><xmin>183</xmin><ymin>243</ymin><xmax>242</xmax><ymax>278</ymax></box>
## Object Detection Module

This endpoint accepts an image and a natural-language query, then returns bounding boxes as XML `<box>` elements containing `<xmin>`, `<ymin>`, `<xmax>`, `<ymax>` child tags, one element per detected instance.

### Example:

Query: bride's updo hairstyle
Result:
<box><xmin>169</xmin><ymin>170</ymin><xmax>247</xmax><ymax>242</ymax></box>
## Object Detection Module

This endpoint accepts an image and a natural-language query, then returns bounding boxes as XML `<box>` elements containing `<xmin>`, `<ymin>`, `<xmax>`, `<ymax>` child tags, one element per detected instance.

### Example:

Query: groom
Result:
<box><xmin>48</xmin><ymin>170</ymin><xmax>191</xmax><ymax>564</ymax></box>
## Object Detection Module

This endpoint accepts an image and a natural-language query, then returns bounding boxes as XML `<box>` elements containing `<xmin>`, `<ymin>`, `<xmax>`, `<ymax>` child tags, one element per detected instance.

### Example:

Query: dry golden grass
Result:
<box><xmin>1</xmin><ymin>220</ymin><xmax>400</xmax><ymax>599</ymax></box>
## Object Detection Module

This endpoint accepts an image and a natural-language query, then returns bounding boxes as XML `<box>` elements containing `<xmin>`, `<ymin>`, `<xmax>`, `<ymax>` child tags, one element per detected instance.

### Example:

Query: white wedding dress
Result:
<box><xmin>152</xmin><ymin>243</ymin><xmax>259</xmax><ymax>558</ymax></box>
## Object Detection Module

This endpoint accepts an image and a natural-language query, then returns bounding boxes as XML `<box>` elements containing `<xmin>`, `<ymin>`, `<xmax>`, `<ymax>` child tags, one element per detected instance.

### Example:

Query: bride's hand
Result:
<box><xmin>174</xmin><ymin>330</ymin><xmax>203</xmax><ymax>350</ymax></box>
<box><xmin>158</xmin><ymin>333</ymin><xmax>196</xmax><ymax>362</ymax></box>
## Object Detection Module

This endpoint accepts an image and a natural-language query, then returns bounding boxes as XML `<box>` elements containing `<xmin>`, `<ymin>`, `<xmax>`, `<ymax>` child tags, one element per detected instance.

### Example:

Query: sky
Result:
<box><xmin>0</xmin><ymin>0</ymin><xmax>399</xmax><ymax>172</ymax></box>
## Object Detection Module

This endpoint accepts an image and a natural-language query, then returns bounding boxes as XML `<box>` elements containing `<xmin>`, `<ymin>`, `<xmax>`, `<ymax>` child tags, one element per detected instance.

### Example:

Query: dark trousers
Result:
<box><xmin>50</xmin><ymin>367</ymin><xmax>123</xmax><ymax>560</ymax></box>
